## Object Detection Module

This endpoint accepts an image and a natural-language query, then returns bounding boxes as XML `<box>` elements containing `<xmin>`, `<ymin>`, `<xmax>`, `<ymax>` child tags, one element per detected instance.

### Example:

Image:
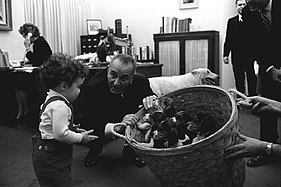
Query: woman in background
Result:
<box><xmin>15</xmin><ymin>23</ymin><xmax>52</xmax><ymax>123</ymax></box>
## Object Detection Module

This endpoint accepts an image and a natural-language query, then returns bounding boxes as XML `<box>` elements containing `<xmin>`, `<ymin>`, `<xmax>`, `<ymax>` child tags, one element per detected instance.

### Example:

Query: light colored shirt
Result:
<box><xmin>238</xmin><ymin>14</ymin><xmax>243</xmax><ymax>22</ymax></box>
<box><xmin>39</xmin><ymin>89</ymin><xmax>83</xmax><ymax>144</ymax></box>
<box><xmin>263</xmin><ymin>0</ymin><xmax>272</xmax><ymax>18</ymax></box>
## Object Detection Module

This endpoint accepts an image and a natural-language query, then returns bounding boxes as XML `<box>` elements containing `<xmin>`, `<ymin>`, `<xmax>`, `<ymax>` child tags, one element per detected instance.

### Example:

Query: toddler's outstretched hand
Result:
<box><xmin>81</xmin><ymin>129</ymin><xmax>98</xmax><ymax>144</ymax></box>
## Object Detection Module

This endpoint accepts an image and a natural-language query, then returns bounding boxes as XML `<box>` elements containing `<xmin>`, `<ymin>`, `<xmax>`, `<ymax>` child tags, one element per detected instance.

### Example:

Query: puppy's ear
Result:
<box><xmin>152</xmin><ymin>112</ymin><xmax>165</xmax><ymax>125</ymax></box>
<box><xmin>191</xmin><ymin>69</ymin><xmax>200</xmax><ymax>75</ymax></box>
<box><xmin>161</xmin><ymin>97</ymin><xmax>176</xmax><ymax>117</ymax></box>
<box><xmin>168</xmin><ymin>128</ymin><xmax>179</xmax><ymax>147</ymax></box>
<box><xmin>163</xmin><ymin>105</ymin><xmax>176</xmax><ymax>118</ymax></box>
<box><xmin>175</xmin><ymin>111</ymin><xmax>192</xmax><ymax>123</ymax></box>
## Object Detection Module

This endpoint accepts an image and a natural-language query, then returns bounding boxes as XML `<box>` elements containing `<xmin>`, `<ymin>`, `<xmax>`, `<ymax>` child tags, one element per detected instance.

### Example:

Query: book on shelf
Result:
<box><xmin>162</xmin><ymin>16</ymin><xmax>192</xmax><ymax>33</ymax></box>
<box><xmin>137</xmin><ymin>46</ymin><xmax>154</xmax><ymax>61</ymax></box>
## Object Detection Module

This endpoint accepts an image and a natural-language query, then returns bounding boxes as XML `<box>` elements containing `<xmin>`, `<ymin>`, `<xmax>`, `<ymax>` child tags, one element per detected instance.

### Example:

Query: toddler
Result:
<box><xmin>32</xmin><ymin>53</ymin><xmax>98</xmax><ymax>186</ymax></box>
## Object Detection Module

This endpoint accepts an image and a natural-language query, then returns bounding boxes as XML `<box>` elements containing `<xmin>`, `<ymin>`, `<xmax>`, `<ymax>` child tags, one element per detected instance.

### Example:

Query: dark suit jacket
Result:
<box><xmin>242</xmin><ymin>0</ymin><xmax>281</xmax><ymax>73</ymax></box>
<box><xmin>223</xmin><ymin>15</ymin><xmax>253</xmax><ymax>65</ymax></box>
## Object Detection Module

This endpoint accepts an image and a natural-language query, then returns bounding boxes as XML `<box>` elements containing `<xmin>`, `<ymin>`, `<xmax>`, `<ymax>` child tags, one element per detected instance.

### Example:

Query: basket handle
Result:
<box><xmin>110</xmin><ymin>123</ymin><xmax>128</xmax><ymax>140</ymax></box>
<box><xmin>228</xmin><ymin>88</ymin><xmax>248</xmax><ymax>100</ymax></box>
<box><xmin>109</xmin><ymin>108</ymin><xmax>146</xmax><ymax>141</ymax></box>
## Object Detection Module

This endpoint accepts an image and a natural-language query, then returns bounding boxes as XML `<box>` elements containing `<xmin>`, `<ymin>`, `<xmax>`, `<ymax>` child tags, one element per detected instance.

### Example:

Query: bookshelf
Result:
<box><xmin>154</xmin><ymin>30</ymin><xmax>219</xmax><ymax>77</ymax></box>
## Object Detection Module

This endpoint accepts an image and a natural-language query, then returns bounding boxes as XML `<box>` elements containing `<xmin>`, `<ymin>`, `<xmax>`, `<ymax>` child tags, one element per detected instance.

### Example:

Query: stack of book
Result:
<box><xmin>136</xmin><ymin>46</ymin><xmax>154</xmax><ymax>62</ymax></box>
<box><xmin>161</xmin><ymin>16</ymin><xmax>192</xmax><ymax>33</ymax></box>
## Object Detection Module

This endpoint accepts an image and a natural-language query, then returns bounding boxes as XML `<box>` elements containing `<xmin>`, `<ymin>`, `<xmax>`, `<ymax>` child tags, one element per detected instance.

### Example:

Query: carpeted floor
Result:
<box><xmin>0</xmin><ymin>109</ymin><xmax>280</xmax><ymax>187</ymax></box>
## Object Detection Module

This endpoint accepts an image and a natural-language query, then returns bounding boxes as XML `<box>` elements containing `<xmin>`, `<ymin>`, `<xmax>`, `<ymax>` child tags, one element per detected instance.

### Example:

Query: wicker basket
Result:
<box><xmin>123</xmin><ymin>85</ymin><xmax>245</xmax><ymax>187</ymax></box>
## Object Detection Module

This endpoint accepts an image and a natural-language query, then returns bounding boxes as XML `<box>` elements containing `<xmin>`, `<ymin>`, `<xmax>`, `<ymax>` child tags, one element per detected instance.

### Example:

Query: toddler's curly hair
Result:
<box><xmin>40</xmin><ymin>53</ymin><xmax>88</xmax><ymax>89</ymax></box>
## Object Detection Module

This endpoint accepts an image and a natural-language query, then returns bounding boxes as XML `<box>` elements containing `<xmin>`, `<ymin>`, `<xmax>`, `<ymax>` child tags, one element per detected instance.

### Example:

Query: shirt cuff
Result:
<box><xmin>266</xmin><ymin>65</ymin><xmax>274</xmax><ymax>72</ymax></box>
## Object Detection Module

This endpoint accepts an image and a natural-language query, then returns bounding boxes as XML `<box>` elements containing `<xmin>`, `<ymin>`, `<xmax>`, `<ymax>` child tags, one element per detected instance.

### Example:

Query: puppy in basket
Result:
<box><xmin>135</xmin><ymin>111</ymin><xmax>192</xmax><ymax>148</ymax></box>
<box><xmin>186</xmin><ymin>112</ymin><xmax>216</xmax><ymax>143</ymax></box>
<box><xmin>136</xmin><ymin>97</ymin><xmax>176</xmax><ymax>131</ymax></box>
<box><xmin>149</xmin><ymin>68</ymin><xmax>219</xmax><ymax>97</ymax></box>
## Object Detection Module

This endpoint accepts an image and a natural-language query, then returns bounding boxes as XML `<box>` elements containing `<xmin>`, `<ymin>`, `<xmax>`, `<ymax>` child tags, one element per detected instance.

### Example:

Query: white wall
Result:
<box><xmin>0</xmin><ymin>0</ymin><xmax>238</xmax><ymax>90</ymax></box>
<box><xmin>0</xmin><ymin>0</ymin><xmax>25</xmax><ymax>61</ymax></box>
<box><xmin>92</xmin><ymin>0</ymin><xmax>238</xmax><ymax>90</ymax></box>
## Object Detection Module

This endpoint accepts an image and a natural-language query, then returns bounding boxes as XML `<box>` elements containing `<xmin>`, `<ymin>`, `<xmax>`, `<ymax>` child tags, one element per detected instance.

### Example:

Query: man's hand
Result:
<box><xmin>224</xmin><ymin>133</ymin><xmax>267</xmax><ymax>160</ymax></box>
<box><xmin>142</xmin><ymin>95</ymin><xmax>157</xmax><ymax>109</ymax></box>
<box><xmin>223</xmin><ymin>56</ymin><xmax>229</xmax><ymax>64</ymax></box>
<box><xmin>121</xmin><ymin>114</ymin><xmax>138</xmax><ymax>127</ymax></box>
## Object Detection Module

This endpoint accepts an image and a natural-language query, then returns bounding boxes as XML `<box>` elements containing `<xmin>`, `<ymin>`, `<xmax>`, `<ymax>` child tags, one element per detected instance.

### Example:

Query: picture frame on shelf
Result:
<box><xmin>0</xmin><ymin>0</ymin><xmax>12</xmax><ymax>31</ymax></box>
<box><xmin>86</xmin><ymin>19</ymin><xmax>102</xmax><ymax>35</ymax></box>
<box><xmin>179</xmin><ymin>0</ymin><xmax>199</xmax><ymax>10</ymax></box>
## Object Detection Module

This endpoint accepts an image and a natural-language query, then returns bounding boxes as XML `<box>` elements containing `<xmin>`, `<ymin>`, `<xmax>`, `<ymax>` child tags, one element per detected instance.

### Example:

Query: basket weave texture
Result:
<box><xmin>125</xmin><ymin>85</ymin><xmax>246</xmax><ymax>187</ymax></box>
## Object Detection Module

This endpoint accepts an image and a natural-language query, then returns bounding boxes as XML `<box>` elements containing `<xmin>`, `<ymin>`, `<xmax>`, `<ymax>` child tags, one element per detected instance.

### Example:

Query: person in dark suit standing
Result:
<box><xmin>223</xmin><ymin>0</ymin><xmax>257</xmax><ymax>96</ymax></box>
<box><xmin>242</xmin><ymin>0</ymin><xmax>281</xmax><ymax>167</ymax></box>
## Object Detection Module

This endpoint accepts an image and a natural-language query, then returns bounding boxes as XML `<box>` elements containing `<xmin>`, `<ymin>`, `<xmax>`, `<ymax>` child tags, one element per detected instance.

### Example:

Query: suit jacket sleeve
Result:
<box><xmin>223</xmin><ymin>18</ymin><xmax>232</xmax><ymax>57</ymax></box>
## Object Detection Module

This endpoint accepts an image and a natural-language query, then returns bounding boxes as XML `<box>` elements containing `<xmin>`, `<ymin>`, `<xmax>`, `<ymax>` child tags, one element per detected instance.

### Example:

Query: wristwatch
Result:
<box><xmin>265</xmin><ymin>143</ymin><xmax>273</xmax><ymax>156</ymax></box>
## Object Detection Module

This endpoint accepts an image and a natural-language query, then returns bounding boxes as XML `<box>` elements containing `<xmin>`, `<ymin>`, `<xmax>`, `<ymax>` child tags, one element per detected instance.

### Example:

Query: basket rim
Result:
<box><xmin>127</xmin><ymin>85</ymin><xmax>237</xmax><ymax>152</ymax></box>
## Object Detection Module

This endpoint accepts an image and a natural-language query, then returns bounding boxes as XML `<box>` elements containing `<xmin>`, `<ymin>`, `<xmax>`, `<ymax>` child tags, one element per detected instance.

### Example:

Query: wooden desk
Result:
<box><xmin>0</xmin><ymin>68</ymin><xmax>45</xmax><ymax>127</ymax></box>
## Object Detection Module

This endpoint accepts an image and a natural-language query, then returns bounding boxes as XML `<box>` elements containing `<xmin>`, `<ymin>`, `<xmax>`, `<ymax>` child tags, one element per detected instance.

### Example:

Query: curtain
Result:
<box><xmin>23</xmin><ymin>0</ymin><xmax>95</xmax><ymax>57</ymax></box>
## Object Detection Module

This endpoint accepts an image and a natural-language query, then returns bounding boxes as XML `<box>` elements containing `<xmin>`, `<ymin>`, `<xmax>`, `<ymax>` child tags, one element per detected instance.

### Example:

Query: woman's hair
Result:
<box><xmin>40</xmin><ymin>53</ymin><xmax>89</xmax><ymax>89</ymax></box>
<box><xmin>18</xmin><ymin>23</ymin><xmax>40</xmax><ymax>37</ymax></box>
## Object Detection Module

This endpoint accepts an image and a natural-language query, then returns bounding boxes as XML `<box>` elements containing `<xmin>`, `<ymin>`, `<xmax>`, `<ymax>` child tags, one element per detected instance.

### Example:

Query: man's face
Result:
<box><xmin>245</xmin><ymin>0</ymin><xmax>269</xmax><ymax>11</ymax></box>
<box><xmin>236</xmin><ymin>0</ymin><xmax>247</xmax><ymax>14</ymax></box>
<box><xmin>107</xmin><ymin>59</ymin><xmax>135</xmax><ymax>95</ymax></box>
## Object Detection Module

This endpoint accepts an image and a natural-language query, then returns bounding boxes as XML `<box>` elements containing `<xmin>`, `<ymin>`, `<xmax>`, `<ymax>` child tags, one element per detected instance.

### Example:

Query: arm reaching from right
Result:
<box><xmin>238</xmin><ymin>96</ymin><xmax>281</xmax><ymax>116</ymax></box>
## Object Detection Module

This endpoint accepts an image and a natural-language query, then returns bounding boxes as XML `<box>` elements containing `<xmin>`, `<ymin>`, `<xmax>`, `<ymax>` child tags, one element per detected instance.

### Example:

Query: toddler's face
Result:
<box><xmin>65</xmin><ymin>78</ymin><xmax>85</xmax><ymax>103</ymax></box>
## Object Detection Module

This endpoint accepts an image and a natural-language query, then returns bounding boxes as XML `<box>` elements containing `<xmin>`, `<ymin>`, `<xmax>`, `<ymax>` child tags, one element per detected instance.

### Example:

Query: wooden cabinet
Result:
<box><xmin>80</xmin><ymin>32</ymin><xmax>131</xmax><ymax>55</ymax></box>
<box><xmin>154</xmin><ymin>30</ymin><xmax>219</xmax><ymax>76</ymax></box>
<box><xmin>80</xmin><ymin>33</ymin><xmax>107</xmax><ymax>54</ymax></box>
<box><xmin>136</xmin><ymin>63</ymin><xmax>163</xmax><ymax>78</ymax></box>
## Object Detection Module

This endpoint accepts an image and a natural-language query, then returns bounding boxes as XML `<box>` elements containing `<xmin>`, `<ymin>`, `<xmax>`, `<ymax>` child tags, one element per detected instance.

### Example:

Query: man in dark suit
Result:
<box><xmin>74</xmin><ymin>54</ymin><xmax>156</xmax><ymax>168</ymax></box>
<box><xmin>242</xmin><ymin>0</ymin><xmax>281</xmax><ymax>167</ymax></box>
<box><xmin>223</xmin><ymin>0</ymin><xmax>257</xmax><ymax>96</ymax></box>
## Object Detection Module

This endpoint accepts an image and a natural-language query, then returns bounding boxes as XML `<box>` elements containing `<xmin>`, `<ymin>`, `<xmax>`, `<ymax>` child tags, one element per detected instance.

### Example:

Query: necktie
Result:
<box><xmin>260</xmin><ymin>8</ymin><xmax>271</xmax><ymax>31</ymax></box>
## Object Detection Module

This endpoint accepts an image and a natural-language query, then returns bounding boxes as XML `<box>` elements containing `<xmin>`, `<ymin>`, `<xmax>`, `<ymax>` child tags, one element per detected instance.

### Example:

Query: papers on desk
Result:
<box><xmin>75</xmin><ymin>53</ymin><xmax>97</xmax><ymax>60</ymax></box>
<box><xmin>9</xmin><ymin>60</ymin><xmax>22</xmax><ymax>68</ymax></box>
<box><xmin>13</xmin><ymin>66</ymin><xmax>38</xmax><ymax>73</ymax></box>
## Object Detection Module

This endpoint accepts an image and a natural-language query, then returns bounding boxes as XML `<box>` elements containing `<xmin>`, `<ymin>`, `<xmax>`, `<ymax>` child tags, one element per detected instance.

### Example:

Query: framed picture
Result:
<box><xmin>179</xmin><ymin>0</ymin><xmax>199</xmax><ymax>10</ymax></box>
<box><xmin>0</xmin><ymin>0</ymin><xmax>12</xmax><ymax>31</ymax></box>
<box><xmin>86</xmin><ymin>19</ymin><xmax>102</xmax><ymax>35</ymax></box>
